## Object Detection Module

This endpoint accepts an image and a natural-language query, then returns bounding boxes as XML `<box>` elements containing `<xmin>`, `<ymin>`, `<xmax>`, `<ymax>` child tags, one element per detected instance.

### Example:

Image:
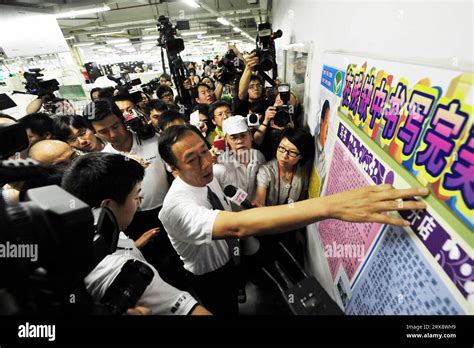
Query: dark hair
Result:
<box><xmin>62</xmin><ymin>152</ymin><xmax>144</xmax><ymax>208</ymax></box>
<box><xmin>321</xmin><ymin>100</ymin><xmax>330</xmax><ymax>122</ymax></box>
<box><xmin>158</xmin><ymin>109</ymin><xmax>187</xmax><ymax>132</ymax></box>
<box><xmin>98</xmin><ymin>87</ymin><xmax>115</xmax><ymax>101</ymax></box>
<box><xmin>18</xmin><ymin>113</ymin><xmax>53</xmax><ymax>137</ymax></box>
<box><xmin>191</xmin><ymin>83</ymin><xmax>213</xmax><ymax>100</ymax></box>
<box><xmin>90</xmin><ymin>87</ymin><xmax>102</xmax><ymax>100</ymax></box>
<box><xmin>155</xmin><ymin>85</ymin><xmax>174</xmax><ymax>99</ymax></box>
<box><xmin>278</xmin><ymin>128</ymin><xmax>315</xmax><ymax>165</ymax></box>
<box><xmin>158</xmin><ymin>124</ymin><xmax>209</xmax><ymax>168</ymax></box>
<box><xmin>208</xmin><ymin>100</ymin><xmax>231</xmax><ymax>120</ymax></box>
<box><xmin>144</xmin><ymin>99</ymin><xmax>168</xmax><ymax>116</ymax></box>
<box><xmin>249</xmin><ymin>75</ymin><xmax>264</xmax><ymax>85</ymax></box>
<box><xmin>52</xmin><ymin>114</ymin><xmax>93</xmax><ymax>142</ymax></box>
<box><xmin>159</xmin><ymin>73</ymin><xmax>171</xmax><ymax>81</ymax></box>
<box><xmin>113</xmin><ymin>92</ymin><xmax>136</xmax><ymax>104</ymax></box>
<box><xmin>192</xmin><ymin>104</ymin><xmax>209</xmax><ymax>118</ymax></box>
<box><xmin>84</xmin><ymin>100</ymin><xmax>123</xmax><ymax>125</ymax></box>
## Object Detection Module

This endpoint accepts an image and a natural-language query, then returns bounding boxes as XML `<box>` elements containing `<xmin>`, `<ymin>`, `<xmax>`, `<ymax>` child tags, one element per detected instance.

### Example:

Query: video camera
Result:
<box><xmin>274</xmin><ymin>84</ymin><xmax>293</xmax><ymax>127</ymax></box>
<box><xmin>0</xmin><ymin>127</ymin><xmax>153</xmax><ymax>315</ymax></box>
<box><xmin>108</xmin><ymin>72</ymin><xmax>156</xmax><ymax>140</ymax></box>
<box><xmin>23</xmin><ymin>69</ymin><xmax>60</xmax><ymax>97</ymax></box>
<box><xmin>156</xmin><ymin>15</ymin><xmax>193</xmax><ymax>112</ymax></box>
<box><xmin>217</xmin><ymin>50</ymin><xmax>245</xmax><ymax>84</ymax></box>
<box><xmin>251</xmin><ymin>22</ymin><xmax>283</xmax><ymax>86</ymax></box>
<box><xmin>140</xmin><ymin>77</ymin><xmax>160</xmax><ymax>96</ymax></box>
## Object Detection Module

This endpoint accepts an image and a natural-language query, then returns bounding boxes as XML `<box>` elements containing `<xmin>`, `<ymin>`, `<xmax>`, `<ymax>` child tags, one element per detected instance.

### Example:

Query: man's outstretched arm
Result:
<box><xmin>212</xmin><ymin>184</ymin><xmax>429</xmax><ymax>240</ymax></box>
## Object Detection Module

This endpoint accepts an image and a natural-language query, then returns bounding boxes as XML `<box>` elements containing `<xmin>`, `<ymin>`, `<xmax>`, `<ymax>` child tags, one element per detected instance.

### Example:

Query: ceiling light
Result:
<box><xmin>114</xmin><ymin>43</ymin><xmax>133</xmax><ymax>47</ymax></box>
<box><xmin>64</xmin><ymin>36</ymin><xmax>74</xmax><ymax>40</ymax></box>
<box><xmin>91</xmin><ymin>30</ymin><xmax>125</xmax><ymax>37</ymax></box>
<box><xmin>216</xmin><ymin>17</ymin><xmax>231</xmax><ymax>26</ymax></box>
<box><xmin>182</xmin><ymin>0</ymin><xmax>200</xmax><ymax>8</ymax></box>
<box><xmin>106</xmin><ymin>38</ymin><xmax>130</xmax><ymax>44</ymax></box>
<box><xmin>181</xmin><ymin>30</ymin><xmax>207</xmax><ymax>36</ymax></box>
<box><xmin>73</xmin><ymin>42</ymin><xmax>95</xmax><ymax>47</ymax></box>
<box><xmin>143</xmin><ymin>35</ymin><xmax>159</xmax><ymax>40</ymax></box>
<box><xmin>233</xmin><ymin>27</ymin><xmax>242</xmax><ymax>33</ymax></box>
<box><xmin>54</xmin><ymin>5</ymin><xmax>110</xmax><ymax>19</ymax></box>
<box><xmin>144</xmin><ymin>27</ymin><xmax>157</xmax><ymax>31</ymax></box>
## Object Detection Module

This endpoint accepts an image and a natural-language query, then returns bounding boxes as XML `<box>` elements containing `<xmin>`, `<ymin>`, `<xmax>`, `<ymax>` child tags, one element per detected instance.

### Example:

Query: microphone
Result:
<box><xmin>223</xmin><ymin>185</ymin><xmax>254</xmax><ymax>210</ymax></box>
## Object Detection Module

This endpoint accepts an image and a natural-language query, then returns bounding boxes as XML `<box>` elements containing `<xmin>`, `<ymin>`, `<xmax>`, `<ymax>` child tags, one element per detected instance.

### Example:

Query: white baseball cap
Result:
<box><xmin>222</xmin><ymin>115</ymin><xmax>248</xmax><ymax>135</ymax></box>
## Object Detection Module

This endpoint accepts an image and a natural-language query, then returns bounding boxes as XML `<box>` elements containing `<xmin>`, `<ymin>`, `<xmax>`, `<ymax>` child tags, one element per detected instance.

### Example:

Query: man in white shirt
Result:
<box><xmin>214</xmin><ymin>115</ymin><xmax>266</xmax><ymax>205</ymax></box>
<box><xmin>61</xmin><ymin>152</ymin><xmax>210</xmax><ymax>315</ymax></box>
<box><xmin>86</xmin><ymin>100</ymin><xmax>186</xmax><ymax>289</ymax></box>
<box><xmin>158</xmin><ymin>125</ymin><xmax>429</xmax><ymax>314</ymax></box>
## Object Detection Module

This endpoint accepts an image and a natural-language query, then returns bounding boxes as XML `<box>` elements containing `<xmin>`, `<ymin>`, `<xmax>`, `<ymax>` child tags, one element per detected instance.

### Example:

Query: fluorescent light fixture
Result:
<box><xmin>91</xmin><ymin>30</ymin><xmax>125</xmax><ymax>37</ymax></box>
<box><xmin>203</xmin><ymin>35</ymin><xmax>220</xmax><ymax>38</ymax></box>
<box><xmin>64</xmin><ymin>36</ymin><xmax>74</xmax><ymax>40</ymax></box>
<box><xmin>216</xmin><ymin>17</ymin><xmax>231</xmax><ymax>26</ymax></box>
<box><xmin>143</xmin><ymin>35</ymin><xmax>159</xmax><ymax>40</ymax></box>
<box><xmin>233</xmin><ymin>27</ymin><xmax>242</xmax><ymax>33</ymax></box>
<box><xmin>106</xmin><ymin>38</ymin><xmax>130</xmax><ymax>44</ymax></box>
<box><xmin>182</xmin><ymin>0</ymin><xmax>200</xmax><ymax>8</ymax></box>
<box><xmin>73</xmin><ymin>42</ymin><xmax>95</xmax><ymax>47</ymax></box>
<box><xmin>181</xmin><ymin>30</ymin><xmax>207</xmax><ymax>36</ymax></box>
<box><xmin>114</xmin><ymin>43</ymin><xmax>133</xmax><ymax>47</ymax></box>
<box><xmin>144</xmin><ymin>27</ymin><xmax>157</xmax><ymax>31</ymax></box>
<box><xmin>55</xmin><ymin>5</ymin><xmax>110</xmax><ymax>19</ymax></box>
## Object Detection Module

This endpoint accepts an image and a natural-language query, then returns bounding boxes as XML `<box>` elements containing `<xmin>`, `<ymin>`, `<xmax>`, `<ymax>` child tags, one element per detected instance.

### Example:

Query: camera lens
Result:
<box><xmin>274</xmin><ymin>108</ymin><xmax>290</xmax><ymax>127</ymax></box>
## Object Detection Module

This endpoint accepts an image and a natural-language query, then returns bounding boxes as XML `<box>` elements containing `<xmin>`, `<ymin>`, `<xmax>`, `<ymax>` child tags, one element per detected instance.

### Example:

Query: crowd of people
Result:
<box><xmin>0</xmin><ymin>46</ymin><xmax>428</xmax><ymax>316</ymax></box>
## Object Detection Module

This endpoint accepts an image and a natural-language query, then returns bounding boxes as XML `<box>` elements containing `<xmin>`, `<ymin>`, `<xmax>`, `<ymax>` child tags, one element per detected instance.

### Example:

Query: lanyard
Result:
<box><xmin>277</xmin><ymin>164</ymin><xmax>295</xmax><ymax>204</ymax></box>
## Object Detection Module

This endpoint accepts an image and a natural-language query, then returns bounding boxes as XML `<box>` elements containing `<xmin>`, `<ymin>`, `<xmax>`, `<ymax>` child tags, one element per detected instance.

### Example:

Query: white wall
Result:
<box><xmin>271</xmin><ymin>0</ymin><xmax>474</xmax><ymax>300</ymax></box>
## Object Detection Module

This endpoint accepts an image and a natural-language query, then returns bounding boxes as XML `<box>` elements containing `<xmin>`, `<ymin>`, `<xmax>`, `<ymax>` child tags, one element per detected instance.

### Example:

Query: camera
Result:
<box><xmin>23</xmin><ymin>69</ymin><xmax>60</xmax><ymax>97</ymax></box>
<box><xmin>141</xmin><ymin>77</ymin><xmax>160</xmax><ymax>96</ymax></box>
<box><xmin>217</xmin><ymin>50</ymin><xmax>244</xmax><ymax>84</ymax></box>
<box><xmin>252</xmin><ymin>22</ymin><xmax>283</xmax><ymax>72</ymax></box>
<box><xmin>123</xmin><ymin>108</ymin><xmax>156</xmax><ymax>140</ymax></box>
<box><xmin>0</xmin><ymin>175</ymin><xmax>152</xmax><ymax>315</ymax></box>
<box><xmin>247</xmin><ymin>112</ymin><xmax>260</xmax><ymax>127</ymax></box>
<box><xmin>273</xmin><ymin>84</ymin><xmax>293</xmax><ymax>128</ymax></box>
<box><xmin>156</xmin><ymin>15</ymin><xmax>193</xmax><ymax>111</ymax></box>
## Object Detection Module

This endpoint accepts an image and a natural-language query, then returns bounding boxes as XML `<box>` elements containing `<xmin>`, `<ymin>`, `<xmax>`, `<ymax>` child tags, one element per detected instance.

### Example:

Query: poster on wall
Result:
<box><xmin>307</xmin><ymin>52</ymin><xmax>473</xmax><ymax>315</ymax></box>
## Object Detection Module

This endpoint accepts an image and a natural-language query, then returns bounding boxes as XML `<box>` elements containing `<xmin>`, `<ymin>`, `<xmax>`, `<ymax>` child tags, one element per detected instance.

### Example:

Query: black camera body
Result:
<box><xmin>252</xmin><ymin>23</ymin><xmax>283</xmax><ymax>72</ymax></box>
<box><xmin>23</xmin><ymin>69</ymin><xmax>59</xmax><ymax>97</ymax></box>
<box><xmin>123</xmin><ymin>108</ymin><xmax>156</xmax><ymax>140</ymax></box>
<box><xmin>273</xmin><ymin>84</ymin><xmax>293</xmax><ymax>128</ymax></box>
<box><xmin>141</xmin><ymin>77</ymin><xmax>160</xmax><ymax>96</ymax></box>
<box><xmin>157</xmin><ymin>15</ymin><xmax>185</xmax><ymax>57</ymax></box>
<box><xmin>217</xmin><ymin>50</ymin><xmax>244</xmax><ymax>84</ymax></box>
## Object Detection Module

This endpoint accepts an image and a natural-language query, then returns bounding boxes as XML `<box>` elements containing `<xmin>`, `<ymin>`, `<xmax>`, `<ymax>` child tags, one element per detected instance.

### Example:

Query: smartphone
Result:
<box><xmin>213</xmin><ymin>138</ymin><xmax>226</xmax><ymax>151</ymax></box>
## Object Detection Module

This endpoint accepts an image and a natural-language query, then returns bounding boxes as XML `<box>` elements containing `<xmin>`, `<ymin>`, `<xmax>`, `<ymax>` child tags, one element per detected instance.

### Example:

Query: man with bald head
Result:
<box><xmin>29</xmin><ymin>139</ymin><xmax>78</xmax><ymax>166</ymax></box>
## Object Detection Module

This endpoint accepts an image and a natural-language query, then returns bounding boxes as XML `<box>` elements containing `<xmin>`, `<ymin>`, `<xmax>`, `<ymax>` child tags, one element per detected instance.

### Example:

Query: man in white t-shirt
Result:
<box><xmin>61</xmin><ymin>152</ymin><xmax>210</xmax><ymax>315</ymax></box>
<box><xmin>157</xmin><ymin>124</ymin><xmax>429</xmax><ymax>314</ymax></box>
<box><xmin>86</xmin><ymin>100</ymin><xmax>186</xmax><ymax>289</ymax></box>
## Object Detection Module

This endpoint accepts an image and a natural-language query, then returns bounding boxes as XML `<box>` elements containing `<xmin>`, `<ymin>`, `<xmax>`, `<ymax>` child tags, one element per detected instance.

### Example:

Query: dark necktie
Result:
<box><xmin>207</xmin><ymin>186</ymin><xmax>240</xmax><ymax>265</ymax></box>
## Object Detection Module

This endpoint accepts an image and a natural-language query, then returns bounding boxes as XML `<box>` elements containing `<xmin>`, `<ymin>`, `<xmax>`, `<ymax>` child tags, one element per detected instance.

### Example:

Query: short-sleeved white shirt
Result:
<box><xmin>213</xmin><ymin>148</ymin><xmax>266</xmax><ymax>203</ymax></box>
<box><xmin>85</xmin><ymin>232</ymin><xmax>197</xmax><ymax>315</ymax></box>
<box><xmin>102</xmin><ymin>132</ymin><xmax>169</xmax><ymax>211</ymax></box>
<box><xmin>159</xmin><ymin>176</ymin><xmax>232</xmax><ymax>275</ymax></box>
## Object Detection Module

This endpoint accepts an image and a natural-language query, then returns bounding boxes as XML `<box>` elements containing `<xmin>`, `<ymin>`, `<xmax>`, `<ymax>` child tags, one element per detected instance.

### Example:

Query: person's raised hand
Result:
<box><xmin>134</xmin><ymin>227</ymin><xmax>160</xmax><ymax>249</ymax></box>
<box><xmin>323</xmin><ymin>184</ymin><xmax>429</xmax><ymax>226</ymax></box>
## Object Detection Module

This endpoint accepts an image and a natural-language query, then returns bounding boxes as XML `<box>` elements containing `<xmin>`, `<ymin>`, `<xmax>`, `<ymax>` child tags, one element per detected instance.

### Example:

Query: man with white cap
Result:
<box><xmin>214</xmin><ymin>115</ymin><xmax>266</xmax><ymax>206</ymax></box>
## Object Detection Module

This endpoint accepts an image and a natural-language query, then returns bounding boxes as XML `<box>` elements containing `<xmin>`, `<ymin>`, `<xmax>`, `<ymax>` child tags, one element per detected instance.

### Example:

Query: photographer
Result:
<box><xmin>61</xmin><ymin>152</ymin><xmax>211</xmax><ymax>315</ymax></box>
<box><xmin>233</xmin><ymin>54</ymin><xmax>272</xmax><ymax>117</ymax></box>
<box><xmin>253</xmin><ymin>88</ymin><xmax>301</xmax><ymax>161</ymax></box>
<box><xmin>26</xmin><ymin>95</ymin><xmax>76</xmax><ymax>115</ymax></box>
<box><xmin>87</xmin><ymin>100</ymin><xmax>186</xmax><ymax>289</ymax></box>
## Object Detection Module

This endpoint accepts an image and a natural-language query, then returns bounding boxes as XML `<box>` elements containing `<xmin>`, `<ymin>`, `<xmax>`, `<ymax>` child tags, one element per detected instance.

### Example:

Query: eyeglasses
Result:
<box><xmin>248</xmin><ymin>83</ymin><xmax>262</xmax><ymax>90</ymax></box>
<box><xmin>160</xmin><ymin>92</ymin><xmax>173</xmax><ymax>98</ymax></box>
<box><xmin>277</xmin><ymin>145</ymin><xmax>300</xmax><ymax>158</ymax></box>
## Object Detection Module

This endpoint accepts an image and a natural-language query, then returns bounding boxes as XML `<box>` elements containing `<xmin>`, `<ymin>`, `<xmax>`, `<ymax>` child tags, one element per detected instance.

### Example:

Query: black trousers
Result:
<box><xmin>186</xmin><ymin>260</ymin><xmax>239</xmax><ymax>315</ymax></box>
<box><xmin>124</xmin><ymin>207</ymin><xmax>188</xmax><ymax>291</ymax></box>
